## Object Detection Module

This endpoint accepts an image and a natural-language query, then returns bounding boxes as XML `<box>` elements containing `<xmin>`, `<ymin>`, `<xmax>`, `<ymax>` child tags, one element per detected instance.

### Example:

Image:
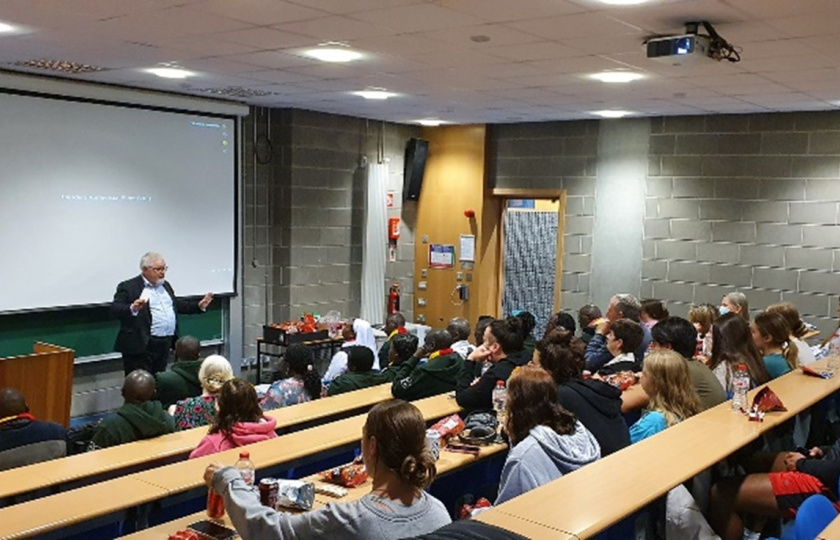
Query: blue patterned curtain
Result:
<box><xmin>502</xmin><ymin>211</ymin><xmax>558</xmax><ymax>339</ymax></box>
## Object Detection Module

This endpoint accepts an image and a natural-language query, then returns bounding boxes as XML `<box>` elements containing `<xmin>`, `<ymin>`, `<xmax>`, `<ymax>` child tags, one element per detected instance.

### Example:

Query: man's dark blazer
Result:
<box><xmin>111</xmin><ymin>275</ymin><xmax>202</xmax><ymax>355</ymax></box>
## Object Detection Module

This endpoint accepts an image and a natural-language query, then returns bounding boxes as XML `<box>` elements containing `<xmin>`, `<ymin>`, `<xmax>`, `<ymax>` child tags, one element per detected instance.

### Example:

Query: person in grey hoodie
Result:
<box><xmin>495</xmin><ymin>365</ymin><xmax>600</xmax><ymax>505</ymax></box>
<box><xmin>204</xmin><ymin>399</ymin><xmax>451</xmax><ymax>540</ymax></box>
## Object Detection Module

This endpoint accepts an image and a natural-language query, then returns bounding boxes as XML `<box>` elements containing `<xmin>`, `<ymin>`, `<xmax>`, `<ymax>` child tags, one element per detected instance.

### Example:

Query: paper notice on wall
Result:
<box><xmin>459</xmin><ymin>234</ymin><xmax>475</xmax><ymax>262</ymax></box>
<box><xmin>429</xmin><ymin>244</ymin><xmax>455</xmax><ymax>269</ymax></box>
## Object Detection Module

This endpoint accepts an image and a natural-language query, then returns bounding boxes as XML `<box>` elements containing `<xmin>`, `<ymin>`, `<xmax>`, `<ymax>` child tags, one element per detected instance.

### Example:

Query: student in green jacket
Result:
<box><xmin>327</xmin><ymin>347</ymin><xmax>390</xmax><ymax>396</ymax></box>
<box><xmin>390</xmin><ymin>330</ymin><xmax>464</xmax><ymax>401</ymax></box>
<box><xmin>154</xmin><ymin>336</ymin><xmax>203</xmax><ymax>408</ymax></box>
<box><xmin>89</xmin><ymin>370</ymin><xmax>175</xmax><ymax>450</ymax></box>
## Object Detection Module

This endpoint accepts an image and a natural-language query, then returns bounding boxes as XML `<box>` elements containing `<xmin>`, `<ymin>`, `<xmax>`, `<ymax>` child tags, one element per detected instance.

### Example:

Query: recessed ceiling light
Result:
<box><xmin>589</xmin><ymin>71</ymin><xmax>645</xmax><ymax>84</ymax></box>
<box><xmin>352</xmin><ymin>88</ymin><xmax>397</xmax><ymax>100</ymax></box>
<box><xmin>0</xmin><ymin>22</ymin><xmax>15</xmax><ymax>33</ymax></box>
<box><xmin>305</xmin><ymin>45</ymin><xmax>363</xmax><ymax>63</ymax></box>
<box><xmin>146</xmin><ymin>67</ymin><xmax>194</xmax><ymax>79</ymax></box>
<box><xmin>591</xmin><ymin>110</ymin><xmax>634</xmax><ymax>118</ymax></box>
<box><xmin>417</xmin><ymin>119</ymin><xmax>444</xmax><ymax>126</ymax></box>
<box><xmin>598</xmin><ymin>0</ymin><xmax>650</xmax><ymax>5</ymax></box>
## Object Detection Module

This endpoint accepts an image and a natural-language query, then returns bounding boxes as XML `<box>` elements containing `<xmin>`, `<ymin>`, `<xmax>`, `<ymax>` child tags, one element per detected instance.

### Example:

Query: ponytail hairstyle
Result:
<box><xmin>753</xmin><ymin>312</ymin><xmax>799</xmax><ymax>370</ymax></box>
<box><xmin>285</xmin><ymin>344</ymin><xmax>321</xmax><ymax>400</ymax></box>
<box><xmin>534</xmin><ymin>329</ymin><xmax>584</xmax><ymax>384</ymax></box>
<box><xmin>766</xmin><ymin>302</ymin><xmax>808</xmax><ymax>339</ymax></box>
<box><xmin>198</xmin><ymin>355</ymin><xmax>234</xmax><ymax>395</ymax></box>
<box><xmin>363</xmin><ymin>400</ymin><xmax>436</xmax><ymax>490</ymax></box>
<box><xmin>641</xmin><ymin>350</ymin><xmax>702</xmax><ymax>427</ymax></box>
<box><xmin>210</xmin><ymin>378</ymin><xmax>264</xmax><ymax>436</ymax></box>
<box><xmin>505</xmin><ymin>365</ymin><xmax>576</xmax><ymax>446</ymax></box>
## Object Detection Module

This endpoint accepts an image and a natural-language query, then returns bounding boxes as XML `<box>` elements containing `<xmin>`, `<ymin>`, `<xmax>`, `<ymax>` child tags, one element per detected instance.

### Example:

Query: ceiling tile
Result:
<box><xmin>510</xmin><ymin>12</ymin><xmax>643</xmax><ymax>41</ymax></box>
<box><xmin>439</xmin><ymin>0</ymin><xmax>586</xmax><ymax>23</ymax></box>
<box><xmin>349</xmin><ymin>3</ymin><xmax>485</xmax><ymax>33</ymax></box>
<box><xmin>411</xmin><ymin>24</ymin><xmax>541</xmax><ymax>49</ymax></box>
<box><xmin>273</xmin><ymin>16</ymin><xmax>393</xmax><ymax>41</ymax></box>
<box><xmin>185</xmin><ymin>0</ymin><xmax>329</xmax><ymax>25</ymax></box>
<box><xmin>484</xmin><ymin>41</ymin><xmax>582</xmax><ymax>62</ymax></box>
<box><xmin>213</xmin><ymin>28</ymin><xmax>316</xmax><ymax>50</ymax></box>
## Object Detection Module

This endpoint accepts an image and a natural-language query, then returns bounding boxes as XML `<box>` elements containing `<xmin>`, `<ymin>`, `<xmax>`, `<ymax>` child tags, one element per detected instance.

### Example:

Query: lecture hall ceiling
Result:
<box><xmin>1</xmin><ymin>0</ymin><xmax>839</xmax><ymax>123</ymax></box>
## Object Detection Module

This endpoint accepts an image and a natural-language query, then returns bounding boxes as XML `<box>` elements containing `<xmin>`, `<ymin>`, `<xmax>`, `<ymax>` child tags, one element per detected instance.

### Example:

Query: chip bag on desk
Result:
<box><xmin>752</xmin><ymin>386</ymin><xmax>787</xmax><ymax>413</ymax></box>
<box><xmin>319</xmin><ymin>462</ymin><xmax>368</xmax><ymax>488</ymax></box>
<box><xmin>429</xmin><ymin>414</ymin><xmax>466</xmax><ymax>440</ymax></box>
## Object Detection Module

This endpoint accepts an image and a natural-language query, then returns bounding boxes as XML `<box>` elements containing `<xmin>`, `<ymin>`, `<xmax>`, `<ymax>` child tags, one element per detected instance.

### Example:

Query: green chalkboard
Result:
<box><xmin>0</xmin><ymin>301</ymin><xmax>224</xmax><ymax>358</ymax></box>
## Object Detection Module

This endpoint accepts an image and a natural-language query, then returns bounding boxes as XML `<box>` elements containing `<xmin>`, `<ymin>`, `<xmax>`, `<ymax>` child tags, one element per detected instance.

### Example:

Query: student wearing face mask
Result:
<box><xmin>719</xmin><ymin>292</ymin><xmax>749</xmax><ymax>321</ymax></box>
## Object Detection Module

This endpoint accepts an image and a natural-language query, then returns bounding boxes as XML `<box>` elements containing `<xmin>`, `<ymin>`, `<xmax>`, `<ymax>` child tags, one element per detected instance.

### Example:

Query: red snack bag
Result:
<box><xmin>429</xmin><ymin>414</ymin><xmax>466</xmax><ymax>439</ymax></box>
<box><xmin>752</xmin><ymin>386</ymin><xmax>787</xmax><ymax>413</ymax></box>
<box><xmin>319</xmin><ymin>463</ymin><xmax>369</xmax><ymax>488</ymax></box>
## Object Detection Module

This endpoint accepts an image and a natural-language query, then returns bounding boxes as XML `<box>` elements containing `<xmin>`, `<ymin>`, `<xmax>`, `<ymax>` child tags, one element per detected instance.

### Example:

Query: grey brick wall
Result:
<box><xmin>241</xmin><ymin>109</ymin><xmax>420</xmax><ymax>360</ymax></box>
<box><xmin>644</xmin><ymin>112</ymin><xmax>840</xmax><ymax>333</ymax></box>
<box><xmin>489</xmin><ymin>121</ymin><xmax>600</xmax><ymax>309</ymax></box>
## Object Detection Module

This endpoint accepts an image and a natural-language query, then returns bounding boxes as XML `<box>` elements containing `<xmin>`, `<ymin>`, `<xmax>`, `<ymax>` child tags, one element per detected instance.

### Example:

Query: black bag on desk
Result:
<box><xmin>67</xmin><ymin>422</ymin><xmax>98</xmax><ymax>455</ymax></box>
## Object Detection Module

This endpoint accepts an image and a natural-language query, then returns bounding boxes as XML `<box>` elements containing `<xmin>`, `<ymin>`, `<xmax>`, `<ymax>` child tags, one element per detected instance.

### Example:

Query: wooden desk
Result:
<box><xmin>818</xmin><ymin>513</ymin><xmax>840</xmax><ymax>539</ymax></box>
<box><xmin>0</xmin><ymin>383</ymin><xmax>393</xmax><ymax>502</ymax></box>
<box><xmin>0</xmin><ymin>393</ymin><xmax>460</xmax><ymax>538</ymax></box>
<box><xmin>0</xmin><ymin>477</ymin><xmax>167</xmax><ymax>540</ymax></box>
<box><xmin>477</xmin><ymin>360</ymin><xmax>840</xmax><ymax>539</ymax></box>
<box><xmin>122</xmin><ymin>440</ymin><xmax>507</xmax><ymax>540</ymax></box>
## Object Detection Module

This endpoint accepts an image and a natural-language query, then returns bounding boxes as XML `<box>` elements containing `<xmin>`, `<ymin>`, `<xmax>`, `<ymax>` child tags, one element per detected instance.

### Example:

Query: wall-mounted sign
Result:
<box><xmin>429</xmin><ymin>244</ymin><xmax>455</xmax><ymax>269</ymax></box>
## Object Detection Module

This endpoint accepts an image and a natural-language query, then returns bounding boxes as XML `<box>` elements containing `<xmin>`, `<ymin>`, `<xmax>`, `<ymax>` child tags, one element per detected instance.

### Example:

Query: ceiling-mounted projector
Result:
<box><xmin>644</xmin><ymin>21</ymin><xmax>740</xmax><ymax>66</ymax></box>
<box><xmin>646</xmin><ymin>34</ymin><xmax>712</xmax><ymax>65</ymax></box>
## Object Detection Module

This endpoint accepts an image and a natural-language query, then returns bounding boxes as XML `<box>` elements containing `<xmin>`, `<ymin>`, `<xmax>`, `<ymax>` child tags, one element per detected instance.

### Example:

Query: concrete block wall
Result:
<box><xmin>241</xmin><ymin>108</ymin><xmax>420</xmax><ymax>360</ymax></box>
<box><xmin>490</xmin><ymin>121</ymin><xmax>600</xmax><ymax>309</ymax></box>
<box><xmin>644</xmin><ymin>112</ymin><xmax>840</xmax><ymax>334</ymax></box>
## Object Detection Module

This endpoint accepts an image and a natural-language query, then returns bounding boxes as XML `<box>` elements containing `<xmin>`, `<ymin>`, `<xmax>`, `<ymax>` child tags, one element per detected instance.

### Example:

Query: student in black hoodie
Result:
<box><xmin>533</xmin><ymin>329</ymin><xmax>630</xmax><ymax>456</ymax></box>
<box><xmin>456</xmin><ymin>317</ymin><xmax>531</xmax><ymax>413</ymax></box>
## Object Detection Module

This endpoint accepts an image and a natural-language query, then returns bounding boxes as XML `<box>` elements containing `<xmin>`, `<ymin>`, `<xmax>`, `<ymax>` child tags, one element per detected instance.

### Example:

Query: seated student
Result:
<box><xmin>470</xmin><ymin>315</ymin><xmax>495</xmax><ymax>378</ymax></box>
<box><xmin>380</xmin><ymin>333</ymin><xmax>420</xmax><ymax>372</ymax></box>
<box><xmin>688</xmin><ymin>303</ymin><xmax>718</xmax><ymax>360</ymax></box>
<box><xmin>709</xmin><ymin>313</ymin><xmax>771</xmax><ymax>394</ymax></box>
<box><xmin>709</xmin><ymin>441</ymin><xmax>840</xmax><ymax>540</ymax></box>
<box><xmin>640</xmin><ymin>298</ymin><xmax>669</xmax><ymax>330</ymax></box>
<box><xmin>390</xmin><ymin>330</ymin><xmax>463</xmax><ymax>401</ymax></box>
<box><xmin>495</xmin><ymin>365</ymin><xmax>600</xmax><ymax>505</ymax></box>
<box><xmin>577</xmin><ymin>304</ymin><xmax>602</xmax><ymax>345</ymax></box>
<box><xmin>767</xmin><ymin>302</ymin><xmax>817</xmax><ymax>366</ymax></box>
<box><xmin>534</xmin><ymin>329</ymin><xmax>630</xmax><ymax>456</ymax></box>
<box><xmin>721</xmin><ymin>291</ymin><xmax>750</xmax><ymax>321</ymax></box>
<box><xmin>447</xmin><ymin>318</ymin><xmax>473</xmax><ymax>360</ymax></box>
<box><xmin>544</xmin><ymin>311</ymin><xmax>576</xmax><ymax>338</ymax></box>
<box><xmin>324</xmin><ymin>318</ymin><xmax>378</xmax><ymax>383</ymax></box>
<box><xmin>0</xmin><ymin>388</ymin><xmax>67</xmax><ymax>471</ymax></box>
<box><xmin>170</xmin><ymin>355</ymin><xmax>233</xmax><ymax>430</ymax></box>
<box><xmin>377</xmin><ymin>312</ymin><xmax>407</xmax><ymax>371</ymax></box>
<box><xmin>600</xmin><ymin>318</ymin><xmax>644</xmax><ymax>373</ymax></box>
<box><xmin>751</xmin><ymin>312</ymin><xmax>797</xmax><ymax>380</ymax></box>
<box><xmin>629</xmin><ymin>350</ymin><xmax>702</xmax><ymax>444</ymax></box>
<box><xmin>514</xmin><ymin>311</ymin><xmax>537</xmax><ymax>353</ymax></box>
<box><xmin>456</xmin><ymin>317</ymin><xmax>531</xmax><ymax>413</ymax></box>
<box><xmin>89</xmin><ymin>370</ymin><xmax>175</xmax><ymax>450</ymax></box>
<box><xmin>204</xmin><ymin>400</ymin><xmax>451</xmax><ymax>539</ymax></box>
<box><xmin>650</xmin><ymin>317</ymin><xmax>726</xmax><ymax>411</ymax></box>
<box><xmin>327</xmin><ymin>347</ymin><xmax>389</xmax><ymax>397</ymax></box>
<box><xmin>261</xmin><ymin>344</ymin><xmax>322</xmax><ymax>410</ymax></box>
<box><xmin>190</xmin><ymin>378</ymin><xmax>277</xmax><ymax>458</ymax></box>
<box><xmin>155</xmin><ymin>335</ymin><xmax>203</xmax><ymax>408</ymax></box>
<box><xmin>586</xmin><ymin>294</ymin><xmax>652</xmax><ymax>372</ymax></box>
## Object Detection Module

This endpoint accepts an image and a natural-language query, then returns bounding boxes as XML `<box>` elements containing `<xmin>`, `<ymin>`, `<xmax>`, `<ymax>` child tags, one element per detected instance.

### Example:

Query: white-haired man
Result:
<box><xmin>111</xmin><ymin>252</ymin><xmax>213</xmax><ymax>375</ymax></box>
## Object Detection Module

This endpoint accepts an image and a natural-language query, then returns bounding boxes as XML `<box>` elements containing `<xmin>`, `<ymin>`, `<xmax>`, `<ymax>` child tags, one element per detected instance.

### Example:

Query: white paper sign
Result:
<box><xmin>459</xmin><ymin>234</ymin><xmax>475</xmax><ymax>262</ymax></box>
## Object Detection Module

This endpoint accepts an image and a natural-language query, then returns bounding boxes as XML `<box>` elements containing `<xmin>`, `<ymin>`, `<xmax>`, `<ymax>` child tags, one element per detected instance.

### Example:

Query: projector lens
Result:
<box><xmin>675</xmin><ymin>37</ymin><xmax>694</xmax><ymax>55</ymax></box>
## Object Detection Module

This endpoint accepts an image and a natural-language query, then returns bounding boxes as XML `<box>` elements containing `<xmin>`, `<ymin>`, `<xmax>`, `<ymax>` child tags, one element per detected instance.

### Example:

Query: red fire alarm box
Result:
<box><xmin>389</xmin><ymin>218</ymin><xmax>400</xmax><ymax>240</ymax></box>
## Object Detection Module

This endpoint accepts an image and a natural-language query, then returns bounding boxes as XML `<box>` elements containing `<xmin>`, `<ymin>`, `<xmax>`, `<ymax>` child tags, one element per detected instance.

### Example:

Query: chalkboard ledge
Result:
<box><xmin>74</xmin><ymin>339</ymin><xmax>225</xmax><ymax>365</ymax></box>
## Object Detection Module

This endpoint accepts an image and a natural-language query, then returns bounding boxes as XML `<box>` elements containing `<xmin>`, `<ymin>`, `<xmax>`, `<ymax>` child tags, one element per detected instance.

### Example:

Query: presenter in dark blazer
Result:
<box><xmin>112</xmin><ymin>252</ymin><xmax>213</xmax><ymax>376</ymax></box>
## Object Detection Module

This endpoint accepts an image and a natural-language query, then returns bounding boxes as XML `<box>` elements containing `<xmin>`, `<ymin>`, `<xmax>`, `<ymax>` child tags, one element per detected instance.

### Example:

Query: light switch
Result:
<box><xmin>418</xmin><ymin>297</ymin><xmax>427</xmax><ymax>306</ymax></box>
<box><xmin>418</xmin><ymin>281</ymin><xmax>427</xmax><ymax>290</ymax></box>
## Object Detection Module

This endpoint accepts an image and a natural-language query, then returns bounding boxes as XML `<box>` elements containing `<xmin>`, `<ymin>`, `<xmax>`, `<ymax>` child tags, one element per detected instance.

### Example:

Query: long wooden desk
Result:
<box><xmin>477</xmin><ymin>360</ymin><xmax>840</xmax><ymax>539</ymax></box>
<box><xmin>819</xmin><ymin>515</ymin><xmax>840</xmax><ymax>539</ymax></box>
<box><xmin>0</xmin><ymin>383</ymin><xmax>393</xmax><ymax>502</ymax></box>
<box><xmin>0</xmin><ymin>393</ymin><xmax>460</xmax><ymax>539</ymax></box>
<box><xmin>121</xmin><ymin>440</ymin><xmax>508</xmax><ymax>540</ymax></box>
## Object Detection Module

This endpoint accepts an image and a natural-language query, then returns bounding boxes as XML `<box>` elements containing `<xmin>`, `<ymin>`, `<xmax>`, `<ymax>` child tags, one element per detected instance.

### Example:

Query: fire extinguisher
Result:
<box><xmin>388</xmin><ymin>283</ymin><xmax>401</xmax><ymax>314</ymax></box>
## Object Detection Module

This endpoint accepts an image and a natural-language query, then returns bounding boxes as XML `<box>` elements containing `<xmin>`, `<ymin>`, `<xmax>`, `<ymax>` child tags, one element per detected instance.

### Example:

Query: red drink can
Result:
<box><xmin>259</xmin><ymin>478</ymin><xmax>279</xmax><ymax>508</ymax></box>
<box><xmin>207</xmin><ymin>488</ymin><xmax>225</xmax><ymax>518</ymax></box>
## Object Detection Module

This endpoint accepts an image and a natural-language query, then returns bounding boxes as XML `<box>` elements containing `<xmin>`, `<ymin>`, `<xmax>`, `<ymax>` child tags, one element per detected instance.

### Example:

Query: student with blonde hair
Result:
<box><xmin>169</xmin><ymin>354</ymin><xmax>233</xmax><ymax>430</ymax></box>
<box><xmin>751</xmin><ymin>312</ymin><xmax>798</xmax><ymax>380</ymax></box>
<box><xmin>629</xmin><ymin>350</ymin><xmax>702</xmax><ymax>443</ymax></box>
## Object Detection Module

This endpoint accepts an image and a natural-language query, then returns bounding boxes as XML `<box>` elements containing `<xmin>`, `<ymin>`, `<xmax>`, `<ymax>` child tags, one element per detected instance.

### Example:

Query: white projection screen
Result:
<box><xmin>0</xmin><ymin>91</ymin><xmax>237</xmax><ymax>312</ymax></box>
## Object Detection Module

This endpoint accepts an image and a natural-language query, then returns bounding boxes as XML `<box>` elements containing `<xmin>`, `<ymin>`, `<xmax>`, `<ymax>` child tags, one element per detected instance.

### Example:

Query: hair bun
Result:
<box><xmin>399</xmin><ymin>453</ymin><xmax>435</xmax><ymax>490</ymax></box>
<box><xmin>544</xmin><ymin>328</ymin><xmax>573</xmax><ymax>346</ymax></box>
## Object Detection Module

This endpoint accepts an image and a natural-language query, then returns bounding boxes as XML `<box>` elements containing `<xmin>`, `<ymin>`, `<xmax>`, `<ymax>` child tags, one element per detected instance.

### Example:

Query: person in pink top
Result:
<box><xmin>190</xmin><ymin>378</ymin><xmax>277</xmax><ymax>459</ymax></box>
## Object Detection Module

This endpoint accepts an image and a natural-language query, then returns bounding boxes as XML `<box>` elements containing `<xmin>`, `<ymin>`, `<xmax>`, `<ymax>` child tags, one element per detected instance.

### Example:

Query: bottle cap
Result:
<box><xmin>737</xmin><ymin>364</ymin><xmax>747</xmax><ymax>371</ymax></box>
<box><xmin>239</xmin><ymin>451</ymin><xmax>250</xmax><ymax>459</ymax></box>
<box><xmin>496</xmin><ymin>380</ymin><xmax>504</xmax><ymax>387</ymax></box>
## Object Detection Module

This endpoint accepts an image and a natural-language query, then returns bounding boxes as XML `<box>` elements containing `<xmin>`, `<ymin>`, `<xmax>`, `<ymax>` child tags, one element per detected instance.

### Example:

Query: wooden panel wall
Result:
<box><xmin>0</xmin><ymin>343</ymin><xmax>74</xmax><ymax>427</ymax></box>
<box><xmin>414</xmin><ymin>125</ymin><xmax>488</xmax><ymax>329</ymax></box>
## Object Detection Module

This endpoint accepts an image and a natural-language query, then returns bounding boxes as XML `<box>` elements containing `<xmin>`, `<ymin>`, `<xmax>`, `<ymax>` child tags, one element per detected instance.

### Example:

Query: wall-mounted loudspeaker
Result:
<box><xmin>403</xmin><ymin>138</ymin><xmax>429</xmax><ymax>201</ymax></box>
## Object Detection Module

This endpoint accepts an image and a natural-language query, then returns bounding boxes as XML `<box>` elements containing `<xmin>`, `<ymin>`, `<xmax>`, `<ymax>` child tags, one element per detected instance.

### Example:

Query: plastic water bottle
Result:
<box><xmin>732</xmin><ymin>364</ymin><xmax>750</xmax><ymax>413</ymax></box>
<box><xmin>492</xmin><ymin>380</ymin><xmax>508</xmax><ymax>426</ymax></box>
<box><xmin>235</xmin><ymin>451</ymin><xmax>255</xmax><ymax>486</ymax></box>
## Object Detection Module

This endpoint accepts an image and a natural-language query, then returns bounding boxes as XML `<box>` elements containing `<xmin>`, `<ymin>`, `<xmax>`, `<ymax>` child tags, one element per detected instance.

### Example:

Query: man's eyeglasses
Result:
<box><xmin>148</xmin><ymin>266</ymin><xmax>168</xmax><ymax>272</ymax></box>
